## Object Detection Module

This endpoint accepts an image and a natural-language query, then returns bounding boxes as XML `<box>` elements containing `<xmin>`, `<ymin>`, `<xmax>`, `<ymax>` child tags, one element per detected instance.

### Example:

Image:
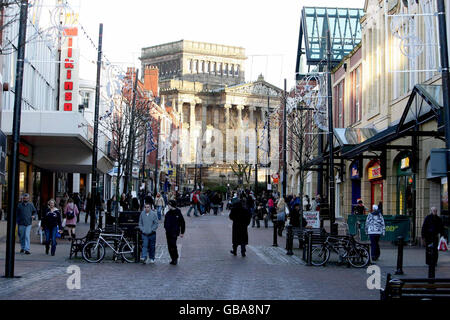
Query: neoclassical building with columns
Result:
<box><xmin>141</xmin><ymin>40</ymin><xmax>284</xmax><ymax>188</ymax></box>
<box><xmin>160</xmin><ymin>75</ymin><xmax>283</xmax><ymax>188</ymax></box>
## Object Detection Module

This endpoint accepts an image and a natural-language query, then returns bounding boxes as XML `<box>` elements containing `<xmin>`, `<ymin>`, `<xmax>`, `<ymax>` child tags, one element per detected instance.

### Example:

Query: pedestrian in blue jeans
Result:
<box><xmin>16</xmin><ymin>193</ymin><xmax>37</xmax><ymax>255</ymax></box>
<box><xmin>41</xmin><ymin>199</ymin><xmax>63</xmax><ymax>256</ymax></box>
<box><xmin>365</xmin><ymin>205</ymin><xmax>385</xmax><ymax>262</ymax></box>
<box><xmin>139</xmin><ymin>204</ymin><xmax>159</xmax><ymax>264</ymax></box>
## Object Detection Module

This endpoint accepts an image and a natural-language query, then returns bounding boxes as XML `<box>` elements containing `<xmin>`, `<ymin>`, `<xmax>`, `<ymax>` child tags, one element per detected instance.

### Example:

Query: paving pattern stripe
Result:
<box><xmin>0</xmin><ymin>266</ymin><xmax>68</xmax><ymax>295</ymax></box>
<box><xmin>248</xmin><ymin>245</ymin><xmax>305</xmax><ymax>265</ymax></box>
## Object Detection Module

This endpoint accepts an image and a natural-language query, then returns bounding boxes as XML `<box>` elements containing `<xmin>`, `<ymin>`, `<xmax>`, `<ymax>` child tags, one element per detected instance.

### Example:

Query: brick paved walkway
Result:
<box><xmin>0</xmin><ymin>206</ymin><xmax>448</xmax><ymax>300</ymax></box>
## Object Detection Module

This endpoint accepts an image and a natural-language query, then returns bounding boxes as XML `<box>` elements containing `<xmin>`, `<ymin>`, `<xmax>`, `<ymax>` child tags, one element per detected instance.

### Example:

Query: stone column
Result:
<box><xmin>224</xmin><ymin>104</ymin><xmax>231</xmax><ymax>130</ymax></box>
<box><xmin>214</xmin><ymin>106</ymin><xmax>219</xmax><ymax>129</ymax></box>
<box><xmin>224</xmin><ymin>104</ymin><xmax>232</xmax><ymax>163</ymax></box>
<box><xmin>190</xmin><ymin>102</ymin><xmax>196</xmax><ymax>163</ymax></box>
<box><xmin>237</xmin><ymin>105</ymin><xmax>244</xmax><ymax>129</ymax></box>
<box><xmin>249</xmin><ymin>106</ymin><xmax>256</xmax><ymax>128</ymax></box>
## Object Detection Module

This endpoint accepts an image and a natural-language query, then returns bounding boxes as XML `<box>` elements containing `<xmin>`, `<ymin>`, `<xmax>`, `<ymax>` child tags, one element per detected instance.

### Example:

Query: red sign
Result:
<box><xmin>368</xmin><ymin>164</ymin><xmax>382</xmax><ymax>180</ymax></box>
<box><xmin>19</xmin><ymin>143</ymin><xmax>29</xmax><ymax>157</ymax></box>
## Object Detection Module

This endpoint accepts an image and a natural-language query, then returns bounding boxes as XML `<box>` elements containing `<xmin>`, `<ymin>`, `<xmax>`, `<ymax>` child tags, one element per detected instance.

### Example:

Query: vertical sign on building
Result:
<box><xmin>59</xmin><ymin>12</ymin><xmax>79</xmax><ymax>112</ymax></box>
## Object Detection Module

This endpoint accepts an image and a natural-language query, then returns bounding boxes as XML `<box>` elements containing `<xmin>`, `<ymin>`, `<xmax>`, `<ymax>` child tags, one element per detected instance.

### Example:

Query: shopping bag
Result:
<box><xmin>56</xmin><ymin>226</ymin><xmax>61</xmax><ymax>239</ymax></box>
<box><xmin>439</xmin><ymin>236</ymin><xmax>448</xmax><ymax>252</ymax></box>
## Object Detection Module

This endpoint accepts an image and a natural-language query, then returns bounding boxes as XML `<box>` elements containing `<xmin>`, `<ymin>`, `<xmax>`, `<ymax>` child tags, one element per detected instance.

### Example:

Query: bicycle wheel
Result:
<box><xmin>121</xmin><ymin>242</ymin><xmax>135</xmax><ymax>263</ymax></box>
<box><xmin>311</xmin><ymin>246</ymin><xmax>330</xmax><ymax>266</ymax></box>
<box><xmin>82</xmin><ymin>241</ymin><xmax>105</xmax><ymax>263</ymax></box>
<box><xmin>347</xmin><ymin>245</ymin><xmax>370</xmax><ymax>268</ymax></box>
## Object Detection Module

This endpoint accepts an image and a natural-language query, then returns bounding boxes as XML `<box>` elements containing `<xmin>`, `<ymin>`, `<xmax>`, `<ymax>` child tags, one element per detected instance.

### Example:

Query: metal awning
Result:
<box><xmin>397</xmin><ymin>84</ymin><xmax>444</xmax><ymax>135</ymax></box>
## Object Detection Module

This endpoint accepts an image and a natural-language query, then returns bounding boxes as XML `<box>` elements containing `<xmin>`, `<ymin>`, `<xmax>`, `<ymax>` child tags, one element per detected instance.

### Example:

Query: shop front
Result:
<box><xmin>350</xmin><ymin>160</ymin><xmax>362</xmax><ymax>213</ymax></box>
<box><xmin>368</xmin><ymin>160</ymin><xmax>383</xmax><ymax>209</ymax></box>
<box><xmin>396</xmin><ymin>153</ymin><xmax>415</xmax><ymax>217</ymax></box>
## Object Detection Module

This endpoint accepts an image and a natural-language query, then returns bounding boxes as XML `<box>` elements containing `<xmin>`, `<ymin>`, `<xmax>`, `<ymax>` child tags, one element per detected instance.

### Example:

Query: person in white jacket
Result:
<box><xmin>365</xmin><ymin>205</ymin><xmax>385</xmax><ymax>261</ymax></box>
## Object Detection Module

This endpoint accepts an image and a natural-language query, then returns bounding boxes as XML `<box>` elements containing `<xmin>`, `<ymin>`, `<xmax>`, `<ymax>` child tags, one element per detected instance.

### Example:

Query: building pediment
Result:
<box><xmin>225</xmin><ymin>81</ymin><xmax>283</xmax><ymax>98</ymax></box>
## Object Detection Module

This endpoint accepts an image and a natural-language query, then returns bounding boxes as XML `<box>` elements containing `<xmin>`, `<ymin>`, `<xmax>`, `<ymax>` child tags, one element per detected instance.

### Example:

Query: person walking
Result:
<box><xmin>354</xmin><ymin>199</ymin><xmax>366</xmax><ymax>215</ymax></box>
<box><xmin>84</xmin><ymin>192</ymin><xmax>93</xmax><ymax>224</ymax></box>
<box><xmin>155</xmin><ymin>193</ymin><xmax>165</xmax><ymax>221</ymax></box>
<box><xmin>164</xmin><ymin>200</ymin><xmax>185</xmax><ymax>265</ymax></box>
<box><xmin>186</xmin><ymin>190</ymin><xmax>199</xmax><ymax>217</ymax></box>
<box><xmin>229</xmin><ymin>198</ymin><xmax>252</xmax><ymax>257</ymax></box>
<box><xmin>16</xmin><ymin>193</ymin><xmax>38</xmax><ymax>255</ymax></box>
<box><xmin>199</xmin><ymin>192</ymin><xmax>207</xmax><ymax>215</ymax></box>
<box><xmin>120</xmin><ymin>193</ymin><xmax>129</xmax><ymax>212</ymax></box>
<box><xmin>138</xmin><ymin>203</ymin><xmax>159</xmax><ymax>264</ymax></box>
<box><xmin>212</xmin><ymin>192</ymin><xmax>222</xmax><ymax>215</ymax></box>
<box><xmin>59</xmin><ymin>192</ymin><xmax>69</xmax><ymax>213</ymax></box>
<box><xmin>73</xmin><ymin>193</ymin><xmax>82</xmax><ymax>223</ymax></box>
<box><xmin>365</xmin><ymin>205</ymin><xmax>385</xmax><ymax>262</ymax></box>
<box><xmin>422</xmin><ymin>207</ymin><xmax>446</xmax><ymax>266</ymax></box>
<box><xmin>276</xmin><ymin>198</ymin><xmax>287</xmax><ymax>237</ymax></box>
<box><xmin>64</xmin><ymin>198</ymin><xmax>79</xmax><ymax>239</ymax></box>
<box><xmin>41</xmin><ymin>199</ymin><xmax>63</xmax><ymax>256</ymax></box>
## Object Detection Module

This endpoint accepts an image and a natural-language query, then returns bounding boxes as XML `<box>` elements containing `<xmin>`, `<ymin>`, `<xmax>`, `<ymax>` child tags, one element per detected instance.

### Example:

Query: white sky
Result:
<box><xmin>74</xmin><ymin>0</ymin><xmax>365</xmax><ymax>90</ymax></box>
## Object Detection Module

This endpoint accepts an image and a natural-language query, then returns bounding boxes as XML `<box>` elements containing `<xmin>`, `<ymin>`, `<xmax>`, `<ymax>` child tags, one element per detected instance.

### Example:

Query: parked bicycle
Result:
<box><xmin>310</xmin><ymin>234</ymin><xmax>370</xmax><ymax>268</ymax></box>
<box><xmin>82</xmin><ymin>228</ymin><xmax>135</xmax><ymax>263</ymax></box>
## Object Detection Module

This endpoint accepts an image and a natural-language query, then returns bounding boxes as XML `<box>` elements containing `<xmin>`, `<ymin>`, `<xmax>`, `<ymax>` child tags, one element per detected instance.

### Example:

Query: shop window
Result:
<box><xmin>367</xmin><ymin>160</ymin><xmax>383</xmax><ymax>209</ymax></box>
<box><xmin>396</xmin><ymin>153</ymin><xmax>414</xmax><ymax>217</ymax></box>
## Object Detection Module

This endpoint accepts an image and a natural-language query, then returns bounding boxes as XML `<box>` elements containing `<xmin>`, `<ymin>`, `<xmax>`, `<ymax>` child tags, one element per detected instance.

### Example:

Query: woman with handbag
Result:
<box><xmin>64</xmin><ymin>198</ymin><xmax>79</xmax><ymax>239</ymax></box>
<box><xmin>41</xmin><ymin>199</ymin><xmax>63</xmax><ymax>256</ymax></box>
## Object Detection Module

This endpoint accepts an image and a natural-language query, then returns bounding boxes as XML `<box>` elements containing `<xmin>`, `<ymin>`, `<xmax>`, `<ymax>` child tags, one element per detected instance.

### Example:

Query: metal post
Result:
<box><xmin>272</xmin><ymin>220</ymin><xmax>278</xmax><ymax>247</ymax></box>
<box><xmin>135</xmin><ymin>229</ymin><xmax>141</xmax><ymax>263</ymax></box>
<box><xmin>307</xmin><ymin>230</ymin><xmax>313</xmax><ymax>266</ymax></box>
<box><xmin>91</xmin><ymin>23</ymin><xmax>103</xmax><ymax>231</ymax></box>
<box><xmin>154</xmin><ymin>121</ymin><xmax>159</xmax><ymax>197</ymax></box>
<box><xmin>395</xmin><ymin>236</ymin><xmax>404</xmax><ymax>275</ymax></box>
<box><xmin>327</xmin><ymin>30</ymin><xmax>337</xmax><ymax>236</ymax></box>
<box><xmin>437</xmin><ymin>0</ymin><xmax>450</xmax><ymax>224</ymax></box>
<box><xmin>267</xmin><ymin>96</ymin><xmax>271</xmax><ymax>192</ymax></box>
<box><xmin>282</xmin><ymin>79</ymin><xmax>287</xmax><ymax>199</ymax></box>
<box><xmin>255</xmin><ymin>117</ymin><xmax>258</xmax><ymax>195</ymax></box>
<box><xmin>4</xmin><ymin>0</ymin><xmax>28</xmax><ymax>279</ymax></box>
<box><xmin>286</xmin><ymin>225</ymin><xmax>294</xmax><ymax>256</ymax></box>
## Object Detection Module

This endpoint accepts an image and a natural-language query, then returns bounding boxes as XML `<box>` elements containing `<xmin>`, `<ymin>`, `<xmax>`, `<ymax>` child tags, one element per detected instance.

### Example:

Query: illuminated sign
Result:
<box><xmin>59</xmin><ymin>12</ymin><xmax>79</xmax><ymax>112</ymax></box>
<box><xmin>401</xmin><ymin>157</ymin><xmax>410</xmax><ymax>170</ymax></box>
<box><xmin>368</xmin><ymin>164</ymin><xmax>382</xmax><ymax>180</ymax></box>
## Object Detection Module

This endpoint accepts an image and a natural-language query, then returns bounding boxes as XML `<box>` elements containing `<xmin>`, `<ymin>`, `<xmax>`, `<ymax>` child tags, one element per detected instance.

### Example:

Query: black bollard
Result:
<box><xmin>395</xmin><ymin>236</ymin><xmax>404</xmax><ymax>275</ymax></box>
<box><xmin>286</xmin><ymin>225</ymin><xmax>293</xmax><ymax>256</ymax></box>
<box><xmin>307</xmin><ymin>231</ymin><xmax>313</xmax><ymax>266</ymax></box>
<box><xmin>273</xmin><ymin>221</ymin><xmax>278</xmax><ymax>247</ymax></box>
<box><xmin>426</xmin><ymin>242</ymin><xmax>436</xmax><ymax>281</ymax></box>
<box><xmin>135</xmin><ymin>230</ymin><xmax>141</xmax><ymax>263</ymax></box>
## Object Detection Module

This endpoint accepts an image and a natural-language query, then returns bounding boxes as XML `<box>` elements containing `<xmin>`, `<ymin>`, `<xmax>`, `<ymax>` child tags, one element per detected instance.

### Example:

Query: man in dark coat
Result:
<box><xmin>229</xmin><ymin>199</ymin><xmax>252</xmax><ymax>257</ymax></box>
<box><xmin>164</xmin><ymin>200</ymin><xmax>186</xmax><ymax>265</ymax></box>
<box><xmin>422</xmin><ymin>207</ymin><xmax>446</xmax><ymax>266</ymax></box>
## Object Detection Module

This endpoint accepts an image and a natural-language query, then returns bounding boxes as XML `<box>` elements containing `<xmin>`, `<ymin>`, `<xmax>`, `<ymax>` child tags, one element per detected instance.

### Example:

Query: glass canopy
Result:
<box><xmin>397</xmin><ymin>84</ymin><xmax>443</xmax><ymax>135</ymax></box>
<box><xmin>334</xmin><ymin>128</ymin><xmax>378</xmax><ymax>147</ymax></box>
<box><xmin>298</xmin><ymin>7</ymin><xmax>364</xmax><ymax>66</ymax></box>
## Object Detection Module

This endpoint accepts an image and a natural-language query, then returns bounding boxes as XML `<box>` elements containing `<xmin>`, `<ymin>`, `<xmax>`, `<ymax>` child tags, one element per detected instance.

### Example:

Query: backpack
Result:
<box><xmin>66</xmin><ymin>210</ymin><xmax>75</xmax><ymax>220</ymax></box>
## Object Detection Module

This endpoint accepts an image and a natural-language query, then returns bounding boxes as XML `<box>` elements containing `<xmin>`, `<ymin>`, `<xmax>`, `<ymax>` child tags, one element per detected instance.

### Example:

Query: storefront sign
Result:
<box><xmin>59</xmin><ymin>12</ymin><xmax>79</xmax><ymax>112</ymax></box>
<box><xmin>132</xmin><ymin>167</ymin><xmax>140</xmax><ymax>178</ymax></box>
<box><xmin>19</xmin><ymin>143</ymin><xmax>29</xmax><ymax>157</ymax></box>
<box><xmin>368</xmin><ymin>164</ymin><xmax>382</xmax><ymax>180</ymax></box>
<box><xmin>303</xmin><ymin>211</ymin><xmax>320</xmax><ymax>229</ymax></box>
<box><xmin>351</xmin><ymin>161</ymin><xmax>360</xmax><ymax>180</ymax></box>
<box><xmin>401</xmin><ymin>157</ymin><xmax>410</xmax><ymax>170</ymax></box>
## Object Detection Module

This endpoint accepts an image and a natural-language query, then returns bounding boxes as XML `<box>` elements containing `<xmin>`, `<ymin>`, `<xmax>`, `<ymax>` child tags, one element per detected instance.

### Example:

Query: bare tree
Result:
<box><xmin>286</xmin><ymin>84</ymin><xmax>319</xmax><ymax>216</ymax></box>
